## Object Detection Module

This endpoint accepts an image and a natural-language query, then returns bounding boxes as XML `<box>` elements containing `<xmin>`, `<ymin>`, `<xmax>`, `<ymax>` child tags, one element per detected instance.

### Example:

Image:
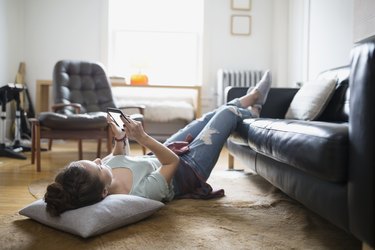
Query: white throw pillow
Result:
<box><xmin>19</xmin><ymin>194</ymin><xmax>164</xmax><ymax>238</ymax></box>
<box><xmin>285</xmin><ymin>78</ymin><xmax>337</xmax><ymax>120</ymax></box>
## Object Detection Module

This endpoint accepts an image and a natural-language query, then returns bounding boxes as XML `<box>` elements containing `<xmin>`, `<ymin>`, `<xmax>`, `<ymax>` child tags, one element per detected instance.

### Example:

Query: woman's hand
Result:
<box><xmin>107</xmin><ymin>114</ymin><xmax>126</xmax><ymax>140</ymax></box>
<box><xmin>121</xmin><ymin>115</ymin><xmax>179</xmax><ymax>184</ymax></box>
<box><xmin>121</xmin><ymin>115</ymin><xmax>147</xmax><ymax>143</ymax></box>
<box><xmin>106</xmin><ymin>114</ymin><xmax>131</xmax><ymax>156</ymax></box>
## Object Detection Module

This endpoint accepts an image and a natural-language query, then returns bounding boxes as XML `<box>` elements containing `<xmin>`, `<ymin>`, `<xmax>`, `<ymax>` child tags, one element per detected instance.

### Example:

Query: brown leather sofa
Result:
<box><xmin>225</xmin><ymin>41</ymin><xmax>374</xmax><ymax>247</ymax></box>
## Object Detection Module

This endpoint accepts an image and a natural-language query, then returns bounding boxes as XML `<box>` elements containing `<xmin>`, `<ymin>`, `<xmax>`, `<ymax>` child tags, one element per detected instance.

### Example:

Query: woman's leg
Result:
<box><xmin>165</xmin><ymin>71</ymin><xmax>271</xmax><ymax>145</ymax></box>
<box><xmin>180</xmin><ymin>100</ymin><xmax>253</xmax><ymax>180</ymax></box>
<box><xmin>164</xmin><ymin>108</ymin><xmax>219</xmax><ymax>144</ymax></box>
<box><xmin>164</xmin><ymin>92</ymin><xmax>258</xmax><ymax>145</ymax></box>
<box><xmin>179</xmin><ymin>71</ymin><xmax>272</xmax><ymax>180</ymax></box>
<box><xmin>165</xmin><ymin>89</ymin><xmax>263</xmax><ymax>147</ymax></box>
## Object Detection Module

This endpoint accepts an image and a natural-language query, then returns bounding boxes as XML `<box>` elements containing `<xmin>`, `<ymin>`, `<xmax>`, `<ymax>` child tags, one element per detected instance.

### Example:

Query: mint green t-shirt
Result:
<box><xmin>102</xmin><ymin>155</ymin><xmax>174</xmax><ymax>202</ymax></box>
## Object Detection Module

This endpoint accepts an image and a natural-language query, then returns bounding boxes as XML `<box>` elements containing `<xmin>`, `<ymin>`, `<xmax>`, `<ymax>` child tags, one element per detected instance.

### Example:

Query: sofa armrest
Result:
<box><xmin>225</xmin><ymin>87</ymin><xmax>299</xmax><ymax>118</ymax></box>
<box><xmin>348</xmin><ymin>41</ymin><xmax>374</xmax><ymax>247</ymax></box>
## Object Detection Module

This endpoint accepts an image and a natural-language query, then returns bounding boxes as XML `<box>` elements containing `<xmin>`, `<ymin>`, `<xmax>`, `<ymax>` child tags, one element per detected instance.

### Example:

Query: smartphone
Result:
<box><xmin>107</xmin><ymin>107</ymin><xmax>130</xmax><ymax>127</ymax></box>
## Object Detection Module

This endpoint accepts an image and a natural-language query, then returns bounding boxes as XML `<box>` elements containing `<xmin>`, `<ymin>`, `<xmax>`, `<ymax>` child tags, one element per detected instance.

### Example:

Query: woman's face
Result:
<box><xmin>78</xmin><ymin>159</ymin><xmax>113</xmax><ymax>189</ymax></box>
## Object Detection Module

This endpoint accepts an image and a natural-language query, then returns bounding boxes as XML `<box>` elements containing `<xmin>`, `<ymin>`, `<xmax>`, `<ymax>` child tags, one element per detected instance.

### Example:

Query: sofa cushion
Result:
<box><xmin>239</xmin><ymin>118</ymin><xmax>349</xmax><ymax>182</ymax></box>
<box><xmin>285</xmin><ymin>78</ymin><xmax>337</xmax><ymax>120</ymax></box>
<box><xmin>316</xmin><ymin>66</ymin><xmax>350</xmax><ymax>122</ymax></box>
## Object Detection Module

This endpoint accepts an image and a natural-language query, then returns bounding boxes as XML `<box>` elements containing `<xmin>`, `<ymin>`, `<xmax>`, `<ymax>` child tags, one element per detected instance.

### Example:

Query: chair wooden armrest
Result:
<box><xmin>118</xmin><ymin>105</ymin><xmax>146</xmax><ymax>115</ymax></box>
<box><xmin>52</xmin><ymin>103</ymin><xmax>82</xmax><ymax>113</ymax></box>
<box><xmin>29</xmin><ymin>118</ymin><xmax>39</xmax><ymax>125</ymax></box>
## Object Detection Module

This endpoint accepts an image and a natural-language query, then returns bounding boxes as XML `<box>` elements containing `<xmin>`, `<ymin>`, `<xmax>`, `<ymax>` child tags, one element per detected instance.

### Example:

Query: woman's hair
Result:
<box><xmin>44</xmin><ymin>162</ymin><xmax>105</xmax><ymax>216</ymax></box>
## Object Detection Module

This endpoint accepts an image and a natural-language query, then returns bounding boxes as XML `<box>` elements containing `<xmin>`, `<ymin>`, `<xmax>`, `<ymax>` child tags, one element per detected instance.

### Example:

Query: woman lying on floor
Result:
<box><xmin>44</xmin><ymin>71</ymin><xmax>272</xmax><ymax>216</ymax></box>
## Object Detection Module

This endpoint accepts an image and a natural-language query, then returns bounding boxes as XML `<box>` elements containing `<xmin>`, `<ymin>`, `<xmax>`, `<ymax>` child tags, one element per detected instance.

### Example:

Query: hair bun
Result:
<box><xmin>44</xmin><ymin>182</ymin><xmax>72</xmax><ymax>216</ymax></box>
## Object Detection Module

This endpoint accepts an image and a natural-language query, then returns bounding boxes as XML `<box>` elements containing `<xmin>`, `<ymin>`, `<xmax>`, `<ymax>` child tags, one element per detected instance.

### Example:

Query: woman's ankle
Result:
<box><xmin>239</xmin><ymin>91</ymin><xmax>260</xmax><ymax>108</ymax></box>
<box><xmin>250</xmin><ymin>104</ymin><xmax>262</xmax><ymax>117</ymax></box>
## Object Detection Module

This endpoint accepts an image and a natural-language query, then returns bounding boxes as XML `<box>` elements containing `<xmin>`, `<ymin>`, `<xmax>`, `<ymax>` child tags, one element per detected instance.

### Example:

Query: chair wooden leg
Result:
<box><xmin>228</xmin><ymin>153</ymin><xmax>234</xmax><ymax>170</ymax></box>
<box><xmin>31</xmin><ymin>122</ymin><xmax>35</xmax><ymax>164</ymax></box>
<box><xmin>97</xmin><ymin>139</ymin><xmax>101</xmax><ymax>158</ymax></box>
<box><xmin>35</xmin><ymin>124</ymin><xmax>41</xmax><ymax>172</ymax></box>
<box><xmin>78</xmin><ymin>139</ymin><xmax>83</xmax><ymax>160</ymax></box>
<box><xmin>48</xmin><ymin>139</ymin><xmax>53</xmax><ymax>150</ymax></box>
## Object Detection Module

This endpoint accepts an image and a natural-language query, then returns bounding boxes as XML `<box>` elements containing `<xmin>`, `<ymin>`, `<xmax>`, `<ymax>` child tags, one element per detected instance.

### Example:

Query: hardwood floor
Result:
<box><xmin>0</xmin><ymin>139</ymin><xmax>237</xmax><ymax>216</ymax></box>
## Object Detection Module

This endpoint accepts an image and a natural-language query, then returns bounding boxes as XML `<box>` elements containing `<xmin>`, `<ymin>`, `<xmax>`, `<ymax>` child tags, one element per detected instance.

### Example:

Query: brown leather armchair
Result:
<box><xmin>30</xmin><ymin>60</ymin><xmax>145</xmax><ymax>171</ymax></box>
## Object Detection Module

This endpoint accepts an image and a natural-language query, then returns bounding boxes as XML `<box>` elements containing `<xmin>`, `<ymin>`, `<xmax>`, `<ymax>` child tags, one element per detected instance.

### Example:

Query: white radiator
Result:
<box><xmin>216</xmin><ymin>69</ymin><xmax>264</xmax><ymax>106</ymax></box>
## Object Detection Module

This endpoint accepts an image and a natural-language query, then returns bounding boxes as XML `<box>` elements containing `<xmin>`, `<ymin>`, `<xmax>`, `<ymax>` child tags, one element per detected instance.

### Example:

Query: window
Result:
<box><xmin>108</xmin><ymin>0</ymin><xmax>203</xmax><ymax>85</ymax></box>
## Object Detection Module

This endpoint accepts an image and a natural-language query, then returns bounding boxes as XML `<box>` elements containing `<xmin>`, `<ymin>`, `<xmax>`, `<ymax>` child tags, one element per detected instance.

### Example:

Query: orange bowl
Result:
<box><xmin>130</xmin><ymin>74</ymin><xmax>149</xmax><ymax>85</ymax></box>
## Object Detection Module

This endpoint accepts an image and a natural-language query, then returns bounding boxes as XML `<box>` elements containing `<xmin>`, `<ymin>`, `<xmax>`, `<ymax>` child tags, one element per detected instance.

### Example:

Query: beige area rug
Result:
<box><xmin>1</xmin><ymin>170</ymin><xmax>360</xmax><ymax>250</ymax></box>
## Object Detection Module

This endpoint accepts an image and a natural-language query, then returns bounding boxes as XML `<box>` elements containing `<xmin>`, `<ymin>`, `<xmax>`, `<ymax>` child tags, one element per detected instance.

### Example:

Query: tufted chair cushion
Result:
<box><xmin>39</xmin><ymin>112</ymin><xmax>107</xmax><ymax>130</ymax></box>
<box><xmin>38</xmin><ymin>112</ymin><xmax>144</xmax><ymax>130</ymax></box>
<box><xmin>53</xmin><ymin>60</ymin><xmax>116</xmax><ymax>115</ymax></box>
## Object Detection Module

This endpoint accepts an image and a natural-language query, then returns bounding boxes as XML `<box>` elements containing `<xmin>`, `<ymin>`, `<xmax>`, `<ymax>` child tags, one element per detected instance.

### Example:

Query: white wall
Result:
<box><xmin>0</xmin><ymin>0</ymin><xmax>25</xmax><ymax>138</ymax></box>
<box><xmin>271</xmin><ymin>1</ymin><xmax>289</xmax><ymax>87</ymax></box>
<box><xmin>0</xmin><ymin>0</ymin><xmax>24</xmax><ymax>85</ymax></box>
<box><xmin>307</xmin><ymin>0</ymin><xmax>354</xmax><ymax>79</ymax></box>
<box><xmin>23</xmin><ymin>0</ymin><xmax>106</xmax><ymax>104</ymax></box>
<box><xmin>354</xmin><ymin>0</ymin><xmax>375</xmax><ymax>42</ymax></box>
<box><xmin>0</xmin><ymin>0</ymin><xmax>356</xmax><ymax>113</ymax></box>
<box><xmin>287</xmin><ymin>0</ymin><xmax>306</xmax><ymax>86</ymax></box>
<box><xmin>287</xmin><ymin>0</ymin><xmax>354</xmax><ymax>84</ymax></box>
<box><xmin>203</xmin><ymin>0</ymin><xmax>289</xmax><ymax>110</ymax></box>
<box><xmin>13</xmin><ymin>0</ymin><xmax>289</xmax><ymax>113</ymax></box>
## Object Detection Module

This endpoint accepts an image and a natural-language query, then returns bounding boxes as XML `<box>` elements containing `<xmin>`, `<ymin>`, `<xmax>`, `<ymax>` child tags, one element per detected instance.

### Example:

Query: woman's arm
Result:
<box><xmin>122</xmin><ymin>116</ymin><xmax>179</xmax><ymax>184</ymax></box>
<box><xmin>102</xmin><ymin>116</ymin><xmax>131</xmax><ymax>162</ymax></box>
<box><xmin>111</xmin><ymin>136</ymin><xmax>130</xmax><ymax>155</ymax></box>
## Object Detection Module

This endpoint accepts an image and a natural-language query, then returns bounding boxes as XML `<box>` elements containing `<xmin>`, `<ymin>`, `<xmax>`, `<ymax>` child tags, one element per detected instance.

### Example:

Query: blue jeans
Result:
<box><xmin>165</xmin><ymin>99</ymin><xmax>255</xmax><ymax>181</ymax></box>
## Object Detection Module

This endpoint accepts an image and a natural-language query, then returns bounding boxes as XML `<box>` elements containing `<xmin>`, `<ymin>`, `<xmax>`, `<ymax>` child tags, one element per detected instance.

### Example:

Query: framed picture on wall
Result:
<box><xmin>231</xmin><ymin>0</ymin><xmax>251</xmax><ymax>11</ymax></box>
<box><xmin>231</xmin><ymin>15</ymin><xmax>251</xmax><ymax>36</ymax></box>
